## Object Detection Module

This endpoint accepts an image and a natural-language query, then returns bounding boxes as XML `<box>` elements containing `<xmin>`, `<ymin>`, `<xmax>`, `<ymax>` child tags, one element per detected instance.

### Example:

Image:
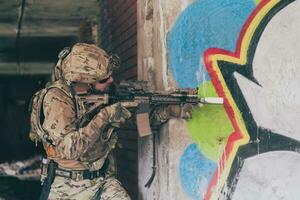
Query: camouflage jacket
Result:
<box><xmin>39</xmin><ymin>80</ymin><xmax>170</xmax><ymax>171</ymax></box>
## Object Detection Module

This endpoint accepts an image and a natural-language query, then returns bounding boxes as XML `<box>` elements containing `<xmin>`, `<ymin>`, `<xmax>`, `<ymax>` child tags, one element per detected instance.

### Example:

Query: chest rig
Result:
<box><xmin>29</xmin><ymin>81</ymin><xmax>73</xmax><ymax>146</ymax></box>
<box><xmin>29</xmin><ymin>81</ymin><xmax>118</xmax><ymax>163</ymax></box>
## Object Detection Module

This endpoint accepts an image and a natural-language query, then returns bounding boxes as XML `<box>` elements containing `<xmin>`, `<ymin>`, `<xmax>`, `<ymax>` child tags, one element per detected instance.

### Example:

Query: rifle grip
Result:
<box><xmin>136</xmin><ymin>103</ymin><xmax>152</xmax><ymax>137</ymax></box>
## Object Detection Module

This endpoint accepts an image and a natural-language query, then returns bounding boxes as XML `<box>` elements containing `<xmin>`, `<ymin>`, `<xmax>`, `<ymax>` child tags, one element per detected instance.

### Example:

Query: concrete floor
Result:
<box><xmin>0</xmin><ymin>177</ymin><xmax>41</xmax><ymax>199</ymax></box>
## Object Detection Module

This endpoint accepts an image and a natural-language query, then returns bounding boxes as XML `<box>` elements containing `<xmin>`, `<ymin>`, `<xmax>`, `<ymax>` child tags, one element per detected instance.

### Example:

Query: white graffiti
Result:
<box><xmin>232</xmin><ymin>1</ymin><xmax>300</xmax><ymax>199</ymax></box>
<box><xmin>233</xmin><ymin>151</ymin><xmax>300</xmax><ymax>200</ymax></box>
<box><xmin>234</xmin><ymin>1</ymin><xmax>300</xmax><ymax>140</ymax></box>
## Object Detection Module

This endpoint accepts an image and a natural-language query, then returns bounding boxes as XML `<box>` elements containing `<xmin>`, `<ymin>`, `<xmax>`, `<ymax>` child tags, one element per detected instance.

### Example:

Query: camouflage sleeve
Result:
<box><xmin>151</xmin><ymin>104</ymin><xmax>193</xmax><ymax>125</ymax></box>
<box><xmin>42</xmin><ymin>88</ymin><xmax>111</xmax><ymax>160</ymax></box>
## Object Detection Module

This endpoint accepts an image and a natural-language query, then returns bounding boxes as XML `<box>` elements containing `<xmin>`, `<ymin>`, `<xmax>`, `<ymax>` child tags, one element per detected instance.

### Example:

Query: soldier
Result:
<box><xmin>29</xmin><ymin>43</ymin><xmax>193</xmax><ymax>200</ymax></box>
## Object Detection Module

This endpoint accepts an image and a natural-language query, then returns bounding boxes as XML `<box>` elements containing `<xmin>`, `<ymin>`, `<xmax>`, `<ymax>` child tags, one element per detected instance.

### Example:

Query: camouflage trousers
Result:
<box><xmin>47</xmin><ymin>176</ymin><xmax>131</xmax><ymax>200</ymax></box>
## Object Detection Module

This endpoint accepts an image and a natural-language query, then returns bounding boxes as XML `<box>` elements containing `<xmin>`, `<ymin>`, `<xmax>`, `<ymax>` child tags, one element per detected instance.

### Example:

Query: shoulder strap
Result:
<box><xmin>29</xmin><ymin>81</ymin><xmax>75</xmax><ymax>145</ymax></box>
<box><xmin>47</xmin><ymin>81</ymin><xmax>74</xmax><ymax>99</ymax></box>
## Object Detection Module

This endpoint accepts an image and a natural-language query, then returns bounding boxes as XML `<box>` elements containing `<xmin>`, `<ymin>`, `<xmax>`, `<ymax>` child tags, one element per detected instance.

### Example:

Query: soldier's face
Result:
<box><xmin>93</xmin><ymin>76</ymin><xmax>114</xmax><ymax>92</ymax></box>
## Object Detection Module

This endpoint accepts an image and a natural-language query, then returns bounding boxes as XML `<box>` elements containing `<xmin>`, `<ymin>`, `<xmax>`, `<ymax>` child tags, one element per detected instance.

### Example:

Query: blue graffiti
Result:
<box><xmin>170</xmin><ymin>0</ymin><xmax>258</xmax><ymax>198</ymax></box>
<box><xmin>167</xmin><ymin>0</ymin><xmax>256</xmax><ymax>88</ymax></box>
<box><xmin>179</xmin><ymin>144</ymin><xmax>217</xmax><ymax>200</ymax></box>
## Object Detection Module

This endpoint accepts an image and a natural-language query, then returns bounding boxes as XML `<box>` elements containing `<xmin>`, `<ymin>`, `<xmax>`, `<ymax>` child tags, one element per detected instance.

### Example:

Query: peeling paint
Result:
<box><xmin>157</xmin><ymin>0</ymin><xmax>169</xmax><ymax>90</ymax></box>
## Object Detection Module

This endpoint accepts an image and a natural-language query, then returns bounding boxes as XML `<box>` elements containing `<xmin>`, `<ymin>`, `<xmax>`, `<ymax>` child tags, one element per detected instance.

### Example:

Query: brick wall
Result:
<box><xmin>99</xmin><ymin>0</ymin><xmax>137</xmax><ymax>80</ymax></box>
<box><xmin>98</xmin><ymin>0</ymin><xmax>138</xmax><ymax>199</ymax></box>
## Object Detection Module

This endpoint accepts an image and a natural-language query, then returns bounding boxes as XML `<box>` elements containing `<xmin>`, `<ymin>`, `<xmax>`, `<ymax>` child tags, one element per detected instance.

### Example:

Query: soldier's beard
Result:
<box><xmin>91</xmin><ymin>83</ymin><xmax>115</xmax><ymax>94</ymax></box>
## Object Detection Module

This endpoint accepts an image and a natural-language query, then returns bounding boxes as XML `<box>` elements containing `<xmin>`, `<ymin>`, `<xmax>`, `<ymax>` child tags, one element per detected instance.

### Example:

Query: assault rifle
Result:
<box><xmin>76</xmin><ymin>80</ymin><xmax>223</xmax><ymax>187</ymax></box>
<box><xmin>77</xmin><ymin>80</ymin><xmax>223</xmax><ymax>137</ymax></box>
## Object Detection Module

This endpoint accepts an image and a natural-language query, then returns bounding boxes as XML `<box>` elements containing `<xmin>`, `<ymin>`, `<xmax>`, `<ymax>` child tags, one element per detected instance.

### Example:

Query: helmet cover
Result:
<box><xmin>59</xmin><ymin>43</ymin><xmax>118</xmax><ymax>84</ymax></box>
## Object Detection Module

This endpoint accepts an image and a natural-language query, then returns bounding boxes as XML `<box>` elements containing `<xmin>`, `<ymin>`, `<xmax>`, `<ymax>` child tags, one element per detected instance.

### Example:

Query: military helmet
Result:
<box><xmin>55</xmin><ymin>43</ymin><xmax>119</xmax><ymax>85</ymax></box>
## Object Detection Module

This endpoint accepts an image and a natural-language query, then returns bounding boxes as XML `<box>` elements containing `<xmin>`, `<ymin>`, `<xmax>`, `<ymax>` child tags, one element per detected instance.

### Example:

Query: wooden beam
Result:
<box><xmin>0</xmin><ymin>62</ymin><xmax>52</xmax><ymax>75</ymax></box>
<box><xmin>0</xmin><ymin>21</ymin><xmax>80</xmax><ymax>37</ymax></box>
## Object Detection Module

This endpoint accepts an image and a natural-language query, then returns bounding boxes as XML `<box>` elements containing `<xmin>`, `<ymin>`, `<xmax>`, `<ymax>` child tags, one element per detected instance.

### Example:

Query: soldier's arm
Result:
<box><xmin>42</xmin><ymin>88</ymin><xmax>112</xmax><ymax>160</ymax></box>
<box><xmin>151</xmin><ymin>104</ymin><xmax>193</xmax><ymax>125</ymax></box>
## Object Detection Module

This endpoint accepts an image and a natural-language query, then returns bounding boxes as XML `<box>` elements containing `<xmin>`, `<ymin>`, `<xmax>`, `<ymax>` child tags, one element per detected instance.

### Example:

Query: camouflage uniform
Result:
<box><xmin>42</xmin><ymin>80</ymin><xmax>132</xmax><ymax>199</ymax></box>
<box><xmin>29</xmin><ymin>43</ymin><xmax>192</xmax><ymax>200</ymax></box>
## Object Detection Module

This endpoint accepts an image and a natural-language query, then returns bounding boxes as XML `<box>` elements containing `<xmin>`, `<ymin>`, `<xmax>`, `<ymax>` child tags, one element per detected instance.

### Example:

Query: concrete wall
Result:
<box><xmin>138</xmin><ymin>0</ymin><xmax>300</xmax><ymax>199</ymax></box>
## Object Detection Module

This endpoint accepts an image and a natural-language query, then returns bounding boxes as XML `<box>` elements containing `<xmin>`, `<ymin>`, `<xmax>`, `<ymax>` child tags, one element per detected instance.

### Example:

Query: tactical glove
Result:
<box><xmin>167</xmin><ymin>104</ymin><xmax>194</xmax><ymax>119</ymax></box>
<box><xmin>102</xmin><ymin>102</ymin><xmax>132</xmax><ymax>127</ymax></box>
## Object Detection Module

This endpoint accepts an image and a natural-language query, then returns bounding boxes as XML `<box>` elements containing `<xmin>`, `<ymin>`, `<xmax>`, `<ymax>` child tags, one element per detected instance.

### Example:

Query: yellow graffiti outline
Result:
<box><xmin>208</xmin><ymin>0</ymin><xmax>280</xmax><ymax>198</ymax></box>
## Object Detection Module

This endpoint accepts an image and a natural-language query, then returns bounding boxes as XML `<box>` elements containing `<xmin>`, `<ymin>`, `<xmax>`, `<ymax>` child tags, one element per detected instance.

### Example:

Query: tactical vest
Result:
<box><xmin>28</xmin><ymin>81</ymin><xmax>118</xmax><ymax>164</ymax></box>
<box><xmin>29</xmin><ymin>81</ymin><xmax>73</xmax><ymax>146</ymax></box>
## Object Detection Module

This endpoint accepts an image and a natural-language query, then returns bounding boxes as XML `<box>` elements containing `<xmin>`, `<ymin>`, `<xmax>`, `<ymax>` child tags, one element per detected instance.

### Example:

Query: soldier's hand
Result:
<box><xmin>167</xmin><ymin>104</ymin><xmax>194</xmax><ymax>119</ymax></box>
<box><xmin>104</xmin><ymin>103</ymin><xmax>132</xmax><ymax>127</ymax></box>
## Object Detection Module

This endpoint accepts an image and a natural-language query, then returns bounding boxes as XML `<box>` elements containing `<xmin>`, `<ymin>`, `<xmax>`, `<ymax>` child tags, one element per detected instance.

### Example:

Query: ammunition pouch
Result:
<box><xmin>29</xmin><ymin>80</ymin><xmax>74</xmax><ymax>146</ymax></box>
<box><xmin>39</xmin><ymin>159</ymin><xmax>57</xmax><ymax>200</ymax></box>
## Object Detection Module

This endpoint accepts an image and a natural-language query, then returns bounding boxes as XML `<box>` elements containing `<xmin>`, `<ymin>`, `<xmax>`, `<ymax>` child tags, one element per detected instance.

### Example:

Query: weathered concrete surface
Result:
<box><xmin>138</xmin><ymin>0</ymin><xmax>300</xmax><ymax>199</ymax></box>
<box><xmin>232</xmin><ymin>151</ymin><xmax>300</xmax><ymax>200</ymax></box>
<box><xmin>137</xmin><ymin>0</ymin><xmax>194</xmax><ymax>199</ymax></box>
<box><xmin>159</xmin><ymin>119</ymin><xmax>193</xmax><ymax>200</ymax></box>
<box><xmin>235</xmin><ymin>1</ymin><xmax>300</xmax><ymax>140</ymax></box>
<box><xmin>138</xmin><ymin>0</ymin><xmax>193</xmax><ymax>90</ymax></box>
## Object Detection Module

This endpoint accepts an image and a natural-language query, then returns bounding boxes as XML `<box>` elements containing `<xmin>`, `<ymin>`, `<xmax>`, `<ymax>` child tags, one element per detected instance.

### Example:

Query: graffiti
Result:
<box><xmin>167</xmin><ymin>0</ymin><xmax>257</xmax><ymax>88</ymax></box>
<box><xmin>168</xmin><ymin>0</ymin><xmax>300</xmax><ymax>199</ymax></box>
<box><xmin>232</xmin><ymin>151</ymin><xmax>300</xmax><ymax>199</ymax></box>
<box><xmin>168</xmin><ymin>0</ymin><xmax>258</xmax><ymax>199</ymax></box>
<box><xmin>212</xmin><ymin>0</ymin><xmax>300</xmax><ymax>198</ymax></box>
<box><xmin>179</xmin><ymin>144</ymin><xmax>216</xmax><ymax>199</ymax></box>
